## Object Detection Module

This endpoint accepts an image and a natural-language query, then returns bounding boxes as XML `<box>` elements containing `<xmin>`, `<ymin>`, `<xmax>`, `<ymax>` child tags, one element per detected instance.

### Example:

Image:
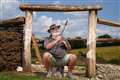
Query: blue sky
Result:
<box><xmin>0</xmin><ymin>0</ymin><xmax>120</xmax><ymax>39</ymax></box>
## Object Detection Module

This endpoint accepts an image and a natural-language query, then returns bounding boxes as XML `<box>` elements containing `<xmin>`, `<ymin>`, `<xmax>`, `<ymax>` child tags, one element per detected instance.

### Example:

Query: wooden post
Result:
<box><xmin>86</xmin><ymin>10</ymin><xmax>97</xmax><ymax>77</ymax></box>
<box><xmin>23</xmin><ymin>11</ymin><xmax>32</xmax><ymax>72</ymax></box>
<box><xmin>31</xmin><ymin>34</ymin><xmax>42</xmax><ymax>64</ymax></box>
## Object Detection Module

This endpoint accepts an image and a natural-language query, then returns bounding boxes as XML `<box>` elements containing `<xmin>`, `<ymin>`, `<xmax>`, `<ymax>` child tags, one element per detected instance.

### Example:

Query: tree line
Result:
<box><xmin>68</xmin><ymin>34</ymin><xmax>120</xmax><ymax>49</ymax></box>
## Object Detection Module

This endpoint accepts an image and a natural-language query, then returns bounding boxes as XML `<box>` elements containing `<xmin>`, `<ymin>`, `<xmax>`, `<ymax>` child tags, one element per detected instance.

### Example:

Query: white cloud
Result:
<box><xmin>65</xmin><ymin>12</ymin><xmax>120</xmax><ymax>38</ymax></box>
<box><xmin>33</xmin><ymin>15</ymin><xmax>53</xmax><ymax>33</ymax></box>
<box><xmin>33</xmin><ymin>16</ymin><xmax>66</xmax><ymax>32</ymax></box>
<box><xmin>32</xmin><ymin>11</ymin><xmax>89</xmax><ymax>38</ymax></box>
<box><xmin>62</xmin><ymin>12</ymin><xmax>88</xmax><ymax>38</ymax></box>
<box><xmin>96</xmin><ymin>25</ymin><xmax>120</xmax><ymax>38</ymax></box>
<box><xmin>33</xmin><ymin>12</ymin><xmax>37</xmax><ymax>18</ymax></box>
<box><xmin>0</xmin><ymin>0</ymin><xmax>23</xmax><ymax>19</ymax></box>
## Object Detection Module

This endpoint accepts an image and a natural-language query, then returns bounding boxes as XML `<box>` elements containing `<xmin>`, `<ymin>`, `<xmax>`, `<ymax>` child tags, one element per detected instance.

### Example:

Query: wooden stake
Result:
<box><xmin>23</xmin><ymin>11</ymin><xmax>32</xmax><ymax>72</ymax></box>
<box><xmin>86</xmin><ymin>10</ymin><xmax>97</xmax><ymax>77</ymax></box>
<box><xmin>31</xmin><ymin>34</ymin><xmax>42</xmax><ymax>64</ymax></box>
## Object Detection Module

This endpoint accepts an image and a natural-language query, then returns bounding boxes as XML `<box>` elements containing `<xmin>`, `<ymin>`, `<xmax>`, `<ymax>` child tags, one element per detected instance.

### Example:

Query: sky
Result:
<box><xmin>0</xmin><ymin>0</ymin><xmax>120</xmax><ymax>39</ymax></box>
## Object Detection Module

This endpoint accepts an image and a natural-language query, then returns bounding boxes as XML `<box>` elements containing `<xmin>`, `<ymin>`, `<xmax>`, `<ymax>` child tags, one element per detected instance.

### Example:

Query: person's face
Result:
<box><xmin>50</xmin><ymin>27</ymin><xmax>60</xmax><ymax>37</ymax></box>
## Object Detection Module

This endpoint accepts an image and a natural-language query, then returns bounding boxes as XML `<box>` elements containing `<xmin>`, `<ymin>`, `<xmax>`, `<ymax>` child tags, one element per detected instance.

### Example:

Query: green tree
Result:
<box><xmin>98</xmin><ymin>34</ymin><xmax>112</xmax><ymax>38</ymax></box>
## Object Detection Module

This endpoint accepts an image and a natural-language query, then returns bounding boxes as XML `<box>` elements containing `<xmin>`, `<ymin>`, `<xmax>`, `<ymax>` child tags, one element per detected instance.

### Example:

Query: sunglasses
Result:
<box><xmin>50</xmin><ymin>27</ymin><xmax>59</xmax><ymax>30</ymax></box>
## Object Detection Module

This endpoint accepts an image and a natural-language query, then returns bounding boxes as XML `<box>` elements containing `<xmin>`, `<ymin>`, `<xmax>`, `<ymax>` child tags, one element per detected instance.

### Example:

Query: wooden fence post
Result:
<box><xmin>86</xmin><ymin>10</ymin><xmax>97</xmax><ymax>77</ymax></box>
<box><xmin>23</xmin><ymin>11</ymin><xmax>32</xmax><ymax>72</ymax></box>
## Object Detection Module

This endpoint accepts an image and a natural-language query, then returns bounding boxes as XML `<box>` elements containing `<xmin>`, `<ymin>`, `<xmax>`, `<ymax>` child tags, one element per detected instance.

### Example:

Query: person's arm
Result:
<box><xmin>62</xmin><ymin>39</ymin><xmax>71</xmax><ymax>52</ymax></box>
<box><xmin>45</xmin><ymin>40</ymin><xmax>58</xmax><ymax>49</ymax></box>
<box><xmin>44</xmin><ymin>36</ymin><xmax>63</xmax><ymax>49</ymax></box>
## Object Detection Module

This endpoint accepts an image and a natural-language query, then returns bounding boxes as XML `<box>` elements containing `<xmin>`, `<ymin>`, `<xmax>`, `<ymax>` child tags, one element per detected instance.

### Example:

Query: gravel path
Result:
<box><xmin>96</xmin><ymin>64</ymin><xmax>120</xmax><ymax>80</ymax></box>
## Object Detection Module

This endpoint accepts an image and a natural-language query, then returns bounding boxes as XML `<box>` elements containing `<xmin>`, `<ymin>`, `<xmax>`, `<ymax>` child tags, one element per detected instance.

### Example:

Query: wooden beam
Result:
<box><xmin>20</xmin><ymin>4</ymin><xmax>102</xmax><ymax>12</ymax></box>
<box><xmin>31</xmin><ymin>34</ymin><xmax>42</xmax><ymax>64</ymax></box>
<box><xmin>0</xmin><ymin>17</ymin><xmax>25</xmax><ymax>26</ymax></box>
<box><xmin>86</xmin><ymin>10</ymin><xmax>97</xmax><ymax>77</ymax></box>
<box><xmin>97</xmin><ymin>18</ymin><xmax>120</xmax><ymax>27</ymax></box>
<box><xmin>23</xmin><ymin>11</ymin><xmax>32</xmax><ymax>72</ymax></box>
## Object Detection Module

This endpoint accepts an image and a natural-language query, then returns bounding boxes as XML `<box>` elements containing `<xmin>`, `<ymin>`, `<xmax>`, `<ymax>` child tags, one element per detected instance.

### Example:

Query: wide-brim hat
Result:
<box><xmin>48</xmin><ymin>24</ymin><xmax>60</xmax><ymax>33</ymax></box>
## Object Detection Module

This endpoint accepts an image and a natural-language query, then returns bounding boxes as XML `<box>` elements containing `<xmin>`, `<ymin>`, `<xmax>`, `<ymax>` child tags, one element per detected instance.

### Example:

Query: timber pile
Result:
<box><xmin>0</xmin><ymin>17</ymin><xmax>24</xmax><ymax>71</ymax></box>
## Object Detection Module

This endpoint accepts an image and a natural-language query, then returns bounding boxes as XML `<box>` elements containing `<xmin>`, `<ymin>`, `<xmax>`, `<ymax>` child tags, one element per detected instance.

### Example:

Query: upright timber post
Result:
<box><xmin>23</xmin><ymin>11</ymin><xmax>32</xmax><ymax>72</ymax></box>
<box><xmin>86</xmin><ymin>10</ymin><xmax>97</xmax><ymax>77</ymax></box>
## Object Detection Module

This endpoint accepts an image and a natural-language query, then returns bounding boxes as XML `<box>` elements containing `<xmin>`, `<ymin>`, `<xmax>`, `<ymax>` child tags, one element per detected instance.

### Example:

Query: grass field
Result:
<box><xmin>0</xmin><ymin>72</ymin><xmax>71</xmax><ymax>80</ymax></box>
<box><xmin>71</xmin><ymin>46</ymin><xmax>120</xmax><ymax>64</ymax></box>
<box><xmin>0</xmin><ymin>72</ymin><xmax>41</xmax><ymax>80</ymax></box>
<box><xmin>0</xmin><ymin>72</ymin><xmax>46</xmax><ymax>80</ymax></box>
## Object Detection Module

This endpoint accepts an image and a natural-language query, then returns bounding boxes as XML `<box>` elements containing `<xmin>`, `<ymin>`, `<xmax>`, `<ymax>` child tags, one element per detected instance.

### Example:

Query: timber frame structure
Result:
<box><xmin>19</xmin><ymin>4</ymin><xmax>120</xmax><ymax>77</ymax></box>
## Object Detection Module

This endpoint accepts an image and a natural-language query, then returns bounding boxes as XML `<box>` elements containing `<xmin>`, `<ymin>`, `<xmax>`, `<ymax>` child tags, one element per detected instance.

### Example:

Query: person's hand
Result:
<box><xmin>55</xmin><ymin>35</ymin><xmax>64</xmax><ymax>42</ymax></box>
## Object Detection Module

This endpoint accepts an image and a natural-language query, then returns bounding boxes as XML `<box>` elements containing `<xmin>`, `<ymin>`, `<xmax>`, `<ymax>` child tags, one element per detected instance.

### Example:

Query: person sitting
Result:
<box><xmin>43</xmin><ymin>24</ymin><xmax>77</xmax><ymax>79</ymax></box>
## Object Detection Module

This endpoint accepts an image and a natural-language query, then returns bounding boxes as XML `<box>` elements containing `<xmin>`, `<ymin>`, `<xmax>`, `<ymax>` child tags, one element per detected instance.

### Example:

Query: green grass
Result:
<box><xmin>0</xmin><ymin>72</ymin><xmax>42</xmax><ymax>80</ymax></box>
<box><xmin>0</xmin><ymin>72</ymin><xmax>70</xmax><ymax>80</ymax></box>
<box><xmin>71</xmin><ymin>46</ymin><xmax>120</xmax><ymax>64</ymax></box>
